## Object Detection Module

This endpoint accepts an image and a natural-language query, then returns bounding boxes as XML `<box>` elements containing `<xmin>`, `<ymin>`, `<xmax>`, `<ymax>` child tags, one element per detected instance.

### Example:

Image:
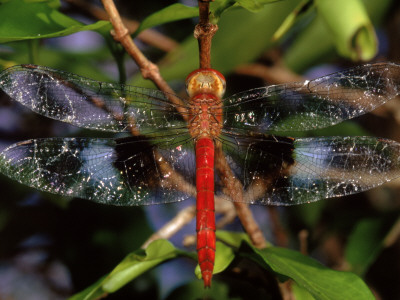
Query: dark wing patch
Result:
<box><xmin>220</xmin><ymin>134</ymin><xmax>400</xmax><ymax>205</ymax></box>
<box><xmin>0</xmin><ymin>135</ymin><xmax>196</xmax><ymax>206</ymax></box>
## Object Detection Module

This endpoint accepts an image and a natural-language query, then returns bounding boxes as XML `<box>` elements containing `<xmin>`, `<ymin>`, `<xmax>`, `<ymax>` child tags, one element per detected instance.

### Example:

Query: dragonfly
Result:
<box><xmin>1</xmin><ymin>62</ymin><xmax>400</xmax><ymax>287</ymax></box>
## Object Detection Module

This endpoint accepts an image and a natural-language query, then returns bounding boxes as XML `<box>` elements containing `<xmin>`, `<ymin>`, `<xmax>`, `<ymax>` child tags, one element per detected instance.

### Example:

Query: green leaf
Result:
<box><xmin>135</xmin><ymin>4</ymin><xmax>198</xmax><ymax>35</ymax></box>
<box><xmin>131</xmin><ymin>0</ymin><xmax>302</xmax><ymax>88</ymax></box>
<box><xmin>209</xmin><ymin>0</ymin><xmax>235</xmax><ymax>21</ymax></box>
<box><xmin>69</xmin><ymin>240</ymin><xmax>192</xmax><ymax>299</ymax></box>
<box><xmin>103</xmin><ymin>240</ymin><xmax>180</xmax><ymax>292</ymax></box>
<box><xmin>216</xmin><ymin>230</ymin><xmax>252</xmax><ymax>248</ymax></box>
<box><xmin>315</xmin><ymin>0</ymin><xmax>377</xmax><ymax>61</ymax></box>
<box><xmin>209</xmin><ymin>0</ymin><xmax>285</xmax><ymax>22</ymax></box>
<box><xmin>345</xmin><ymin>218</ymin><xmax>388</xmax><ymax>275</ymax></box>
<box><xmin>240</xmin><ymin>243</ymin><xmax>375</xmax><ymax>300</ymax></box>
<box><xmin>292</xmin><ymin>282</ymin><xmax>316</xmax><ymax>300</ymax></box>
<box><xmin>284</xmin><ymin>0</ymin><xmax>392</xmax><ymax>72</ymax></box>
<box><xmin>214</xmin><ymin>241</ymin><xmax>235</xmax><ymax>274</ymax></box>
<box><xmin>0</xmin><ymin>0</ymin><xmax>111</xmax><ymax>43</ymax></box>
<box><xmin>272</xmin><ymin>0</ymin><xmax>312</xmax><ymax>40</ymax></box>
<box><xmin>134</xmin><ymin>0</ymin><xmax>282</xmax><ymax>34</ymax></box>
<box><xmin>0</xmin><ymin>43</ymin><xmax>116</xmax><ymax>81</ymax></box>
<box><xmin>235</xmin><ymin>0</ymin><xmax>282</xmax><ymax>12</ymax></box>
<box><xmin>68</xmin><ymin>276</ymin><xmax>108</xmax><ymax>300</ymax></box>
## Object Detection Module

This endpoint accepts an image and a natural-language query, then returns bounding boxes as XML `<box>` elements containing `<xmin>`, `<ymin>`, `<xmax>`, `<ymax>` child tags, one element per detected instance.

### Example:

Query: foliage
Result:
<box><xmin>69</xmin><ymin>235</ymin><xmax>374</xmax><ymax>300</ymax></box>
<box><xmin>0</xmin><ymin>0</ymin><xmax>111</xmax><ymax>43</ymax></box>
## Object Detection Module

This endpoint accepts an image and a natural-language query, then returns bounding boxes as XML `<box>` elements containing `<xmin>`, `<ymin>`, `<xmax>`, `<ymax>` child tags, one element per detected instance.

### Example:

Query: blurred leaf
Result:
<box><xmin>315</xmin><ymin>0</ymin><xmax>377</xmax><ymax>61</ymax></box>
<box><xmin>134</xmin><ymin>0</ymin><xmax>283</xmax><ymax>34</ymax></box>
<box><xmin>69</xmin><ymin>240</ymin><xmax>193</xmax><ymax>299</ymax></box>
<box><xmin>273</xmin><ymin>120</ymin><xmax>370</xmax><ymax>141</ymax></box>
<box><xmin>68</xmin><ymin>276</ymin><xmax>108</xmax><ymax>300</ymax></box>
<box><xmin>135</xmin><ymin>4</ymin><xmax>198</xmax><ymax>35</ymax></box>
<box><xmin>103</xmin><ymin>239</ymin><xmax>183</xmax><ymax>292</ymax></box>
<box><xmin>0</xmin><ymin>0</ymin><xmax>111</xmax><ymax>43</ymax></box>
<box><xmin>211</xmin><ymin>0</ymin><xmax>300</xmax><ymax>74</ymax></box>
<box><xmin>216</xmin><ymin>230</ymin><xmax>251</xmax><ymax>248</ymax></box>
<box><xmin>308</xmin><ymin>120</ymin><xmax>369</xmax><ymax>136</ymax></box>
<box><xmin>292</xmin><ymin>282</ymin><xmax>316</xmax><ymax>300</ymax></box>
<box><xmin>288</xmin><ymin>200</ymin><xmax>327</xmax><ymax>228</ymax></box>
<box><xmin>234</xmin><ymin>0</ymin><xmax>283</xmax><ymax>12</ymax></box>
<box><xmin>345</xmin><ymin>218</ymin><xmax>388</xmax><ymax>275</ymax></box>
<box><xmin>0</xmin><ymin>41</ymin><xmax>118</xmax><ymax>82</ymax></box>
<box><xmin>240</xmin><ymin>242</ymin><xmax>375</xmax><ymax>300</ymax></box>
<box><xmin>131</xmin><ymin>0</ymin><xmax>301</xmax><ymax>87</ymax></box>
<box><xmin>273</xmin><ymin>0</ymin><xmax>312</xmax><ymax>40</ymax></box>
<box><xmin>284</xmin><ymin>0</ymin><xmax>393</xmax><ymax>72</ymax></box>
<box><xmin>213</xmin><ymin>241</ymin><xmax>235</xmax><ymax>274</ymax></box>
<box><xmin>209</xmin><ymin>0</ymin><xmax>235</xmax><ymax>21</ymax></box>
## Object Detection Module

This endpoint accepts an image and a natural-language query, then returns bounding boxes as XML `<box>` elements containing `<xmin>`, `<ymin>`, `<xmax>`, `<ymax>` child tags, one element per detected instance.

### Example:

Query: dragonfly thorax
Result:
<box><xmin>186</xmin><ymin>69</ymin><xmax>225</xmax><ymax>140</ymax></box>
<box><xmin>186</xmin><ymin>68</ymin><xmax>226</xmax><ymax>98</ymax></box>
<box><xmin>188</xmin><ymin>94</ymin><xmax>223</xmax><ymax>140</ymax></box>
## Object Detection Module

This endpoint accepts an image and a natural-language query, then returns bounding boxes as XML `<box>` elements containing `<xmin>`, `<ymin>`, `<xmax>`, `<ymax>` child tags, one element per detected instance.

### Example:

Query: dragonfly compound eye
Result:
<box><xmin>186</xmin><ymin>68</ymin><xmax>226</xmax><ymax>99</ymax></box>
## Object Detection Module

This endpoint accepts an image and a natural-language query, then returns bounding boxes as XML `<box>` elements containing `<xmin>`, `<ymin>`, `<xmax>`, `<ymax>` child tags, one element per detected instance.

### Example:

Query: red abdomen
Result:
<box><xmin>195</xmin><ymin>137</ymin><xmax>216</xmax><ymax>287</ymax></box>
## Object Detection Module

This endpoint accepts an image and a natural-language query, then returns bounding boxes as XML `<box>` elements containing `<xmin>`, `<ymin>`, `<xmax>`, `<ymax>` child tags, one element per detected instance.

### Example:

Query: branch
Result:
<box><xmin>268</xmin><ymin>207</ymin><xmax>289</xmax><ymax>247</ymax></box>
<box><xmin>195</xmin><ymin>0</ymin><xmax>218</xmax><ymax>68</ymax></box>
<box><xmin>215</xmin><ymin>142</ymin><xmax>267</xmax><ymax>249</ymax></box>
<box><xmin>143</xmin><ymin>195</ymin><xmax>236</xmax><ymax>249</ymax></box>
<box><xmin>101</xmin><ymin>0</ymin><xmax>188</xmax><ymax>120</ymax></box>
<box><xmin>298</xmin><ymin>229</ymin><xmax>309</xmax><ymax>255</ymax></box>
<box><xmin>142</xmin><ymin>205</ymin><xmax>197</xmax><ymax>249</ymax></box>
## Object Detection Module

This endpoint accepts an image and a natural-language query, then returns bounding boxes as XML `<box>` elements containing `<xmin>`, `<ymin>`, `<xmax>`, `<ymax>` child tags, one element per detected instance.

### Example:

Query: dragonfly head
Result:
<box><xmin>186</xmin><ymin>68</ymin><xmax>226</xmax><ymax>99</ymax></box>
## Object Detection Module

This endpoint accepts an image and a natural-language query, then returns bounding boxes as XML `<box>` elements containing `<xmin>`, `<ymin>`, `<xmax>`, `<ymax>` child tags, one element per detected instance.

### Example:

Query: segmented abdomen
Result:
<box><xmin>195</xmin><ymin>137</ymin><xmax>216</xmax><ymax>287</ymax></box>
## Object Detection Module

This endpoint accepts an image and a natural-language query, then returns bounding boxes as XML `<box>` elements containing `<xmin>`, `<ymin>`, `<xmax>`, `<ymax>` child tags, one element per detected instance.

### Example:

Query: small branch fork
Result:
<box><xmin>100</xmin><ymin>0</ymin><xmax>188</xmax><ymax>121</ymax></box>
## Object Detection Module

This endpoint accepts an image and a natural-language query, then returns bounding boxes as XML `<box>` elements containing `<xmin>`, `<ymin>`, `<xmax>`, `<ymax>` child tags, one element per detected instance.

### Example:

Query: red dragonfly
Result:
<box><xmin>1</xmin><ymin>63</ymin><xmax>400</xmax><ymax>286</ymax></box>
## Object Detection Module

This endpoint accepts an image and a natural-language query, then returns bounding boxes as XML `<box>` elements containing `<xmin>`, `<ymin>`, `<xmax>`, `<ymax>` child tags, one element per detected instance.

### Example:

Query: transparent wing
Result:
<box><xmin>0</xmin><ymin>65</ymin><xmax>188</xmax><ymax>135</ymax></box>
<box><xmin>223</xmin><ymin>63</ymin><xmax>400</xmax><ymax>133</ymax></box>
<box><xmin>220</xmin><ymin>134</ymin><xmax>400</xmax><ymax>205</ymax></box>
<box><xmin>0</xmin><ymin>135</ymin><xmax>197</xmax><ymax>206</ymax></box>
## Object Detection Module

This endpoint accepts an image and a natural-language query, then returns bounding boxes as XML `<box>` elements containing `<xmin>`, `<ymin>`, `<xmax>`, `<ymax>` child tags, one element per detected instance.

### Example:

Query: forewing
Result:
<box><xmin>220</xmin><ymin>134</ymin><xmax>400</xmax><ymax>205</ymax></box>
<box><xmin>0</xmin><ymin>65</ymin><xmax>187</xmax><ymax>135</ymax></box>
<box><xmin>223</xmin><ymin>63</ymin><xmax>400</xmax><ymax>133</ymax></box>
<box><xmin>0</xmin><ymin>135</ymin><xmax>196</xmax><ymax>206</ymax></box>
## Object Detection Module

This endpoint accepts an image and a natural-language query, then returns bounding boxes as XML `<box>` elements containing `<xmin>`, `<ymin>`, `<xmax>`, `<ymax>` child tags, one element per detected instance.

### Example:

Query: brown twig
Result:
<box><xmin>101</xmin><ymin>0</ymin><xmax>188</xmax><ymax>121</ymax></box>
<box><xmin>268</xmin><ymin>207</ymin><xmax>289</xmax><ymax>247</ymax></box>
<box><xmin>66</xmin><ymin>0</ymin><xmax>178</xmax><ymax>52</ymax></box>
<box><xmin>278</xmin><ymin>281</ymin><xmax>295</xmax><ymax>300</ymax></box>
<box><xmin>142</xmin><ymin>205</ymin><xmax>197</xmax><ymax>249</ymax></box>
<box><xmin>195</xmin><ymin>0</ymin><xmax>218</xmax><ymax>68</ymax></box>
<box><xmin>215</xmin><ymin>197</ymin><xmax>236</xmax><ymax>228</ymax></box>
<box><xmin>384</xmin><ymin>217</ymin><xmax>400</xmax><ymax>247</ymax></box>
<box><xmin>298</xmin><ymin>229</ymin><xmax>309</xmax><ymax>255</ymax></box>
<box><xmin>144</xmin><ymin>195</ymin><xmax>236</xmax><ymax>249</ymax></box>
